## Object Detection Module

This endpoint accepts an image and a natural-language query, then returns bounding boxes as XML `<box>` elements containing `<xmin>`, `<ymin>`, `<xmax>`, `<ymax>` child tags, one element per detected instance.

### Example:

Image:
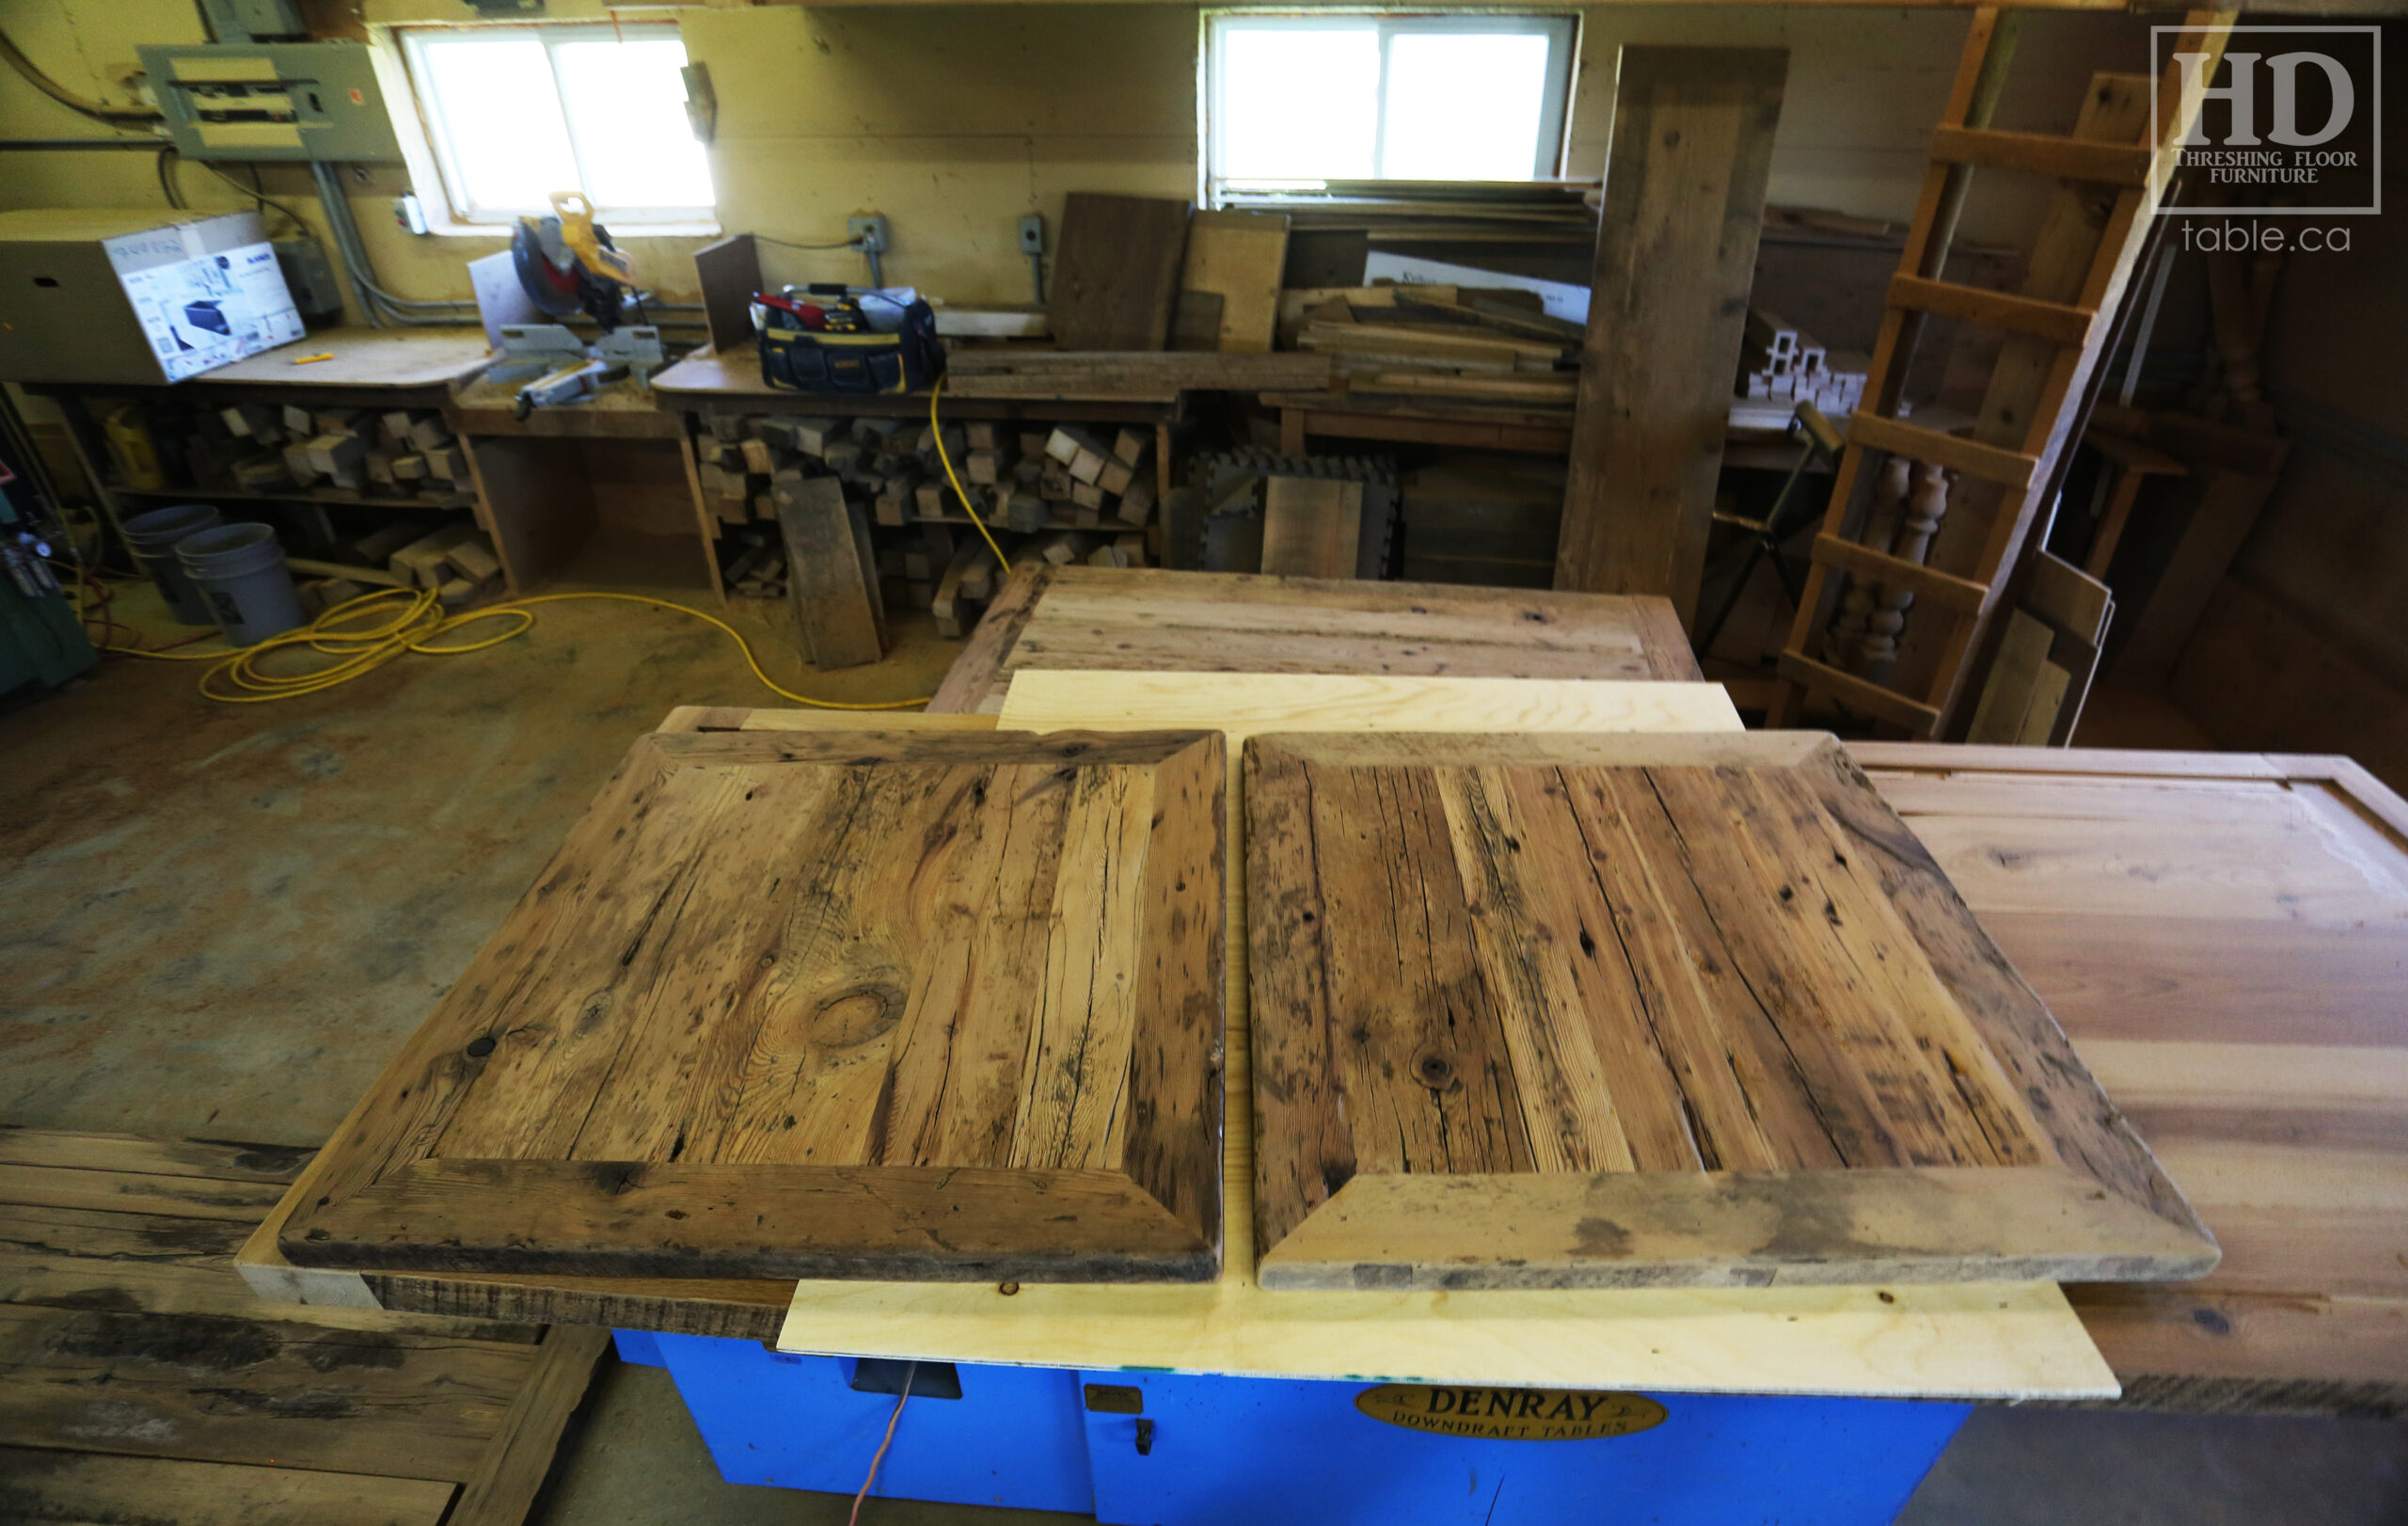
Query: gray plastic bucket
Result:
<box><xmin>176</xmin><ymin>523</ymin><xmax>304</xmax><ymax>646</ymax></box>
<box><xmin>120</xmin><ymin>502</ymin><xmax>223</xmax><ymax>626</ymax></box>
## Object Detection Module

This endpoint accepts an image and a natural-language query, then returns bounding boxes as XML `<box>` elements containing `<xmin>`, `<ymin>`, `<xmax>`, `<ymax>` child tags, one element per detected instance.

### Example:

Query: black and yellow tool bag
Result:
<box><xmin>754</xmin><ymin>290</ymin><xmax>944</xmax><ymax>396</ymax></box>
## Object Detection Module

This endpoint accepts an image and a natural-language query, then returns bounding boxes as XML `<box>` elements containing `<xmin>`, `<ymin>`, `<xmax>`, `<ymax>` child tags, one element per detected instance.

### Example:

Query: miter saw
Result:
<box><xmin>513</xmin><ymin>191</ymin><xmax>640</xmax><ymax>331</ymax></box>
<box><xmin>499</xmin><ymin>192</ymin><xmax>666</xmax><ymax>415</ymax></box>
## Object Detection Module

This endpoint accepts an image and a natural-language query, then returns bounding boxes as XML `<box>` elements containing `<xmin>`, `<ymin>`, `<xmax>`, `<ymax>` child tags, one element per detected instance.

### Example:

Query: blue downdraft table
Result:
<box><xmin>614</xmin><ymin>1330</ymin><xmax>1972</xmax><ymax>1525</ymax></box>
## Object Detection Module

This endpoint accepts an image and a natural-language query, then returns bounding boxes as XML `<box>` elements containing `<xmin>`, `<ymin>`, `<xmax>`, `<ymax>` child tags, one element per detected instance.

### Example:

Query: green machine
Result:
<box><xmin>0</xmin><ymin>456</ymin><xmax>97</xmax><ymax>698</ymax></box>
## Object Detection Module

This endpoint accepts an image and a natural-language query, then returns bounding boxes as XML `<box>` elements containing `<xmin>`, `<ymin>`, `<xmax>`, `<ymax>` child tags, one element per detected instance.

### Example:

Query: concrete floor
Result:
<box><xmin>4</xmin><ymin>577</ymin><xmax>2403</xmax><ymax>1525</ymax></box>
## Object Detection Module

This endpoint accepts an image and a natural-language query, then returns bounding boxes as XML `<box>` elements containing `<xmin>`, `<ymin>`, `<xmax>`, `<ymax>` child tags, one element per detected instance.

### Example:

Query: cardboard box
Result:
<box><xmin>0</xmin><ymin>209</ymin><xmax>305</xmax><ymax>385</ymax></box>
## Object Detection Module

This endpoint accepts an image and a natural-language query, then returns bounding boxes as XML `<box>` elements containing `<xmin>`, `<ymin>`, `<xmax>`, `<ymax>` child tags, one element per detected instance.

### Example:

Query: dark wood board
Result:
<box><xmin>776</xmin><ymin>473</ymin><xmax>887</xmax><ymax>670</ymax></box>
<box><xmin>0</xmin><ymin>1129</ymin><xmax>608</xmax><ymax>1526</ymax></box>
<box><xmin>1555</xmin><ymin>47</ymin><xmax>1788</xmax><ymax>629</ymax></box>
<box><xmin>1048</xmin><ymin>194</ymin><xmax>1193</xmax><ymax>352</ymax></box>
<box><xmin>692</xmin><ymin>232</ymin><xmax>765</xmax><ymax>355</ymax></box>
<box><xmin>281</xmin><ymin>728</ymin><xmax>1228</xmax><ymax>1283</ymax></box>
<box><xmin>1244</xmin><ymin>729</ymin><xmax>2218</xmax><ymax>1291</ymax></box>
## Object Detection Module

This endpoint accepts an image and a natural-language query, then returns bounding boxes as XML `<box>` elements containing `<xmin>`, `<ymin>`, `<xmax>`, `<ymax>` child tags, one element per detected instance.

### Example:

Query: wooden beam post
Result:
<box><xmin>1554</xmin><ymin>47</ymin><xmax>1789</xmax><ymax>634</ymax></box>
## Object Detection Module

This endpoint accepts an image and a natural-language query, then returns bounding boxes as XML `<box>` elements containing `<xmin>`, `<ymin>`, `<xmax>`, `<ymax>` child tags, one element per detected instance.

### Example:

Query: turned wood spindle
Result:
<box><xmin>1858</xmin><ymin>461</ymin><xmax>1949</xmax><ymax>687</ymax></box>
<box><xmin>1826</xmin><ymin>456</ymin><xmax>1912</xmax><ymax>672</ymax></box>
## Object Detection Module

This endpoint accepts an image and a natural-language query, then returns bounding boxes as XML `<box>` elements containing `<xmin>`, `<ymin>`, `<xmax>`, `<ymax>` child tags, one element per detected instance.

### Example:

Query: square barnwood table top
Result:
<box><xmin>1245</xmin><ymin>730</ymin><xmax>2221</xmax><ymax>1291</ymax></box>
<box><xmin>279</xmin><ymin>727</ymin><xmax>1228</xmax><ymax>1284</ymax></box>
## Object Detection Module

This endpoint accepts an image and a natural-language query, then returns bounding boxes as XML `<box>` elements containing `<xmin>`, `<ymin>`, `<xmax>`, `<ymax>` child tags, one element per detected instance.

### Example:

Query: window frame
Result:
<box><xmin>1202</xmin><ymin>10</ymin><xmax>1579</xmax><ymax>199</ymax></box>
<box><xmin>394</xmin><ymin>21</ymin><xmax>711</xmax><ymax>229</ymax></box>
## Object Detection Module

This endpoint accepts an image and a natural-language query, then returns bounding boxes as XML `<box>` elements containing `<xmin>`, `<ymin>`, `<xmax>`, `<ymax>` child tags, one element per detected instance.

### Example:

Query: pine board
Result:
<box><xmin>1049</xmin><ymin>194</ymin><xmax>1193</xmax><ymax>352</ymax></box>
<box><xmin>1246</xmin><ymin>729</ymin><xmax>2218</xmax><ymax>1291</ymax></box>
<box><xmin>277</xmin><ymin>728</ymin><xmax>1228</xmax><ymax>1284</ymax></box>
<box><xmin>1859</xmin><ymin>746</ymin><xmax>2408</xmax><ymax>1414</ymax></box>
<box><xmin>1177</xmin><ymin>209</ymin><xmax>1290</xmax><ymax>352</ymax></box>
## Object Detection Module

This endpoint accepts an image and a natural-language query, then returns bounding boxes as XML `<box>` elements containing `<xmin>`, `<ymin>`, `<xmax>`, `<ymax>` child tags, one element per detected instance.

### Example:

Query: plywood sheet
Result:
<box><xmin>1246</xmin><ymin>729</ymin><xmax>2219</xmax><ymax>1291</ymax></box>
<box><xmin>999</xmin><ymin>671</ymin><xmax>1740</xmax><ymax>739</ymax></box>
<box><xmin>279</xmin><ymin>728</ymin><xmax>1228</xmax><ymax>1284</ymax></box>
<box><xmin>1049</xmin><ymin>193</ymin><xmax>1192</xmax><ymax>352</ymax></box>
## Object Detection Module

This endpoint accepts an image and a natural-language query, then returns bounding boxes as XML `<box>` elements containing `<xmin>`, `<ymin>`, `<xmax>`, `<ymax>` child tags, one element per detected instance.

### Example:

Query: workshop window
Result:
<box><xmin>1203</xmin><ymin>12</ymin><xmax>1577</xmax><ymax>197</ymax></box>
<box><xmin>397</xmin><ymin>23</ymin><xmax>712</xmax><ymax>226</ymax></box>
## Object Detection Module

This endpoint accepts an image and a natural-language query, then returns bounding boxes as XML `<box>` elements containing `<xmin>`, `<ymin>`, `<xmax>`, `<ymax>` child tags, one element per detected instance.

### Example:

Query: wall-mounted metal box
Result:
<box><xmin>137</xmin><ymin>41</ymin><xmax>400</xmax><ymax>162</ymax></box>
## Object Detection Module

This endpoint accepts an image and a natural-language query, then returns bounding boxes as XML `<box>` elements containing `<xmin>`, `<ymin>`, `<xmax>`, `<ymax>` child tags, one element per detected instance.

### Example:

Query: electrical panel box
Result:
<box><xmin>273</xmin><ymin>235</ymin><xmax>345</xmax><ymax>322</ymax></box>
<box><xmin>0</xmin><ymin>210</ymin><xmax>307</xmax><ymax>386</ymax></box>
<box><xmin>137</xmin><ymin>41</ymin><xmax>400</xmax><ymax>162</ymax></box>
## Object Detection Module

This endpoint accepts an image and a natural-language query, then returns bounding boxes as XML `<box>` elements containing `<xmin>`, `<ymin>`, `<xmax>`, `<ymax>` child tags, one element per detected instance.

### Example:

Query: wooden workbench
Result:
<box><xmin>236</xmin><ymin>578</ymin><xmax>2408</xmax><ymax>1415</ymax></box>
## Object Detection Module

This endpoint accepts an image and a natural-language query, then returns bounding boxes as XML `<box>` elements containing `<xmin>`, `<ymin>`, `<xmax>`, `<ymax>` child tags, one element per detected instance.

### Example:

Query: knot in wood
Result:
<box><xmin>1412</xmin><ymin>1046</ymin><xmax>1459</xmax><ymax>1091</ymax></box>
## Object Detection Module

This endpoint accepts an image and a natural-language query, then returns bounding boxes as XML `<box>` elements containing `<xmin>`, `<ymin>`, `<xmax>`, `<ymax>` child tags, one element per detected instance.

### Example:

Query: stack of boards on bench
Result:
<box><xmin>259</xmin><ymin>677</ymin><xmax>2214</xmax><ymax>1297</ymax></box>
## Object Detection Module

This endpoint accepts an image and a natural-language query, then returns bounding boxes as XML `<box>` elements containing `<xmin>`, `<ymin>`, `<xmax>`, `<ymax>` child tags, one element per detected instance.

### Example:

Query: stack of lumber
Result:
<box><xmin>701</xmin><ymin>412</ymin><xmax>1164</xmax><ymax>643</ymax></box>
<box><xmin>1218</xmin><ymin>180</ymin><xmax>1597</xmax><ymax>247</ymax></box>
<box><xmin>939</xmin><ymin>349</ymin><xmax>1328</xmax><ymax>402</ymax></box>
<box><xmin>1735</xmin><ymin>310</ymin><xmax>1868</xmax><ymax>417</ymax></box>
<box><xmin>0</xmin><ymin>1127</ymin><xmax>608</xmax><ymax>1526</ymax></box>
<box><xmin>1252</xmin><ymin>284</ymin><xmax>1583</xmax><ymax>434</ymax></box>
<box><xmin>166</xmin><ymin>400</ymin><xmax>471</xmax><ymax>503</ymax></box>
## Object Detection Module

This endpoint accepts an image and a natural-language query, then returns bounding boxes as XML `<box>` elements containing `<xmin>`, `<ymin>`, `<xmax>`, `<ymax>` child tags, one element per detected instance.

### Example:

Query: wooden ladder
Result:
<box><xmin>1770</xmin><ymin>8</ymin><xmax>2235</xmax><ymax>736</ymax></box>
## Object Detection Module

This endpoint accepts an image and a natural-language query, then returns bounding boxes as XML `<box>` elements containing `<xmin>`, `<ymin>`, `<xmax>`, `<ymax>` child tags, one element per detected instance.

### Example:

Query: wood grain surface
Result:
<box><xmin>1857</xmin><ymin>745</ymin><xmax>2408</xmax><ymax>1415</ymax></box>
<box><xmin>929</xmin><ymin>565</ymin><xmax>1704</xmax><ymax>714</ymax></box>
<box><xmin>1246</xmin><ymin>730</ymin><xmax>2217</xmax><ymax>1290</ymax></box>
<box><xmin>1001</xmin><ymin>672</ymin><xmax>1740</xmax><ymax>739</ymax></box>
<box><xmin>279</xmin><ymin>728</ymin><xmax>1227</xmax><ymax>1283</ymax></box>
<box><xmin>3</xmin><ymin>1130</ymin><xmax>606</xmax><ymax>1526</ymax></box>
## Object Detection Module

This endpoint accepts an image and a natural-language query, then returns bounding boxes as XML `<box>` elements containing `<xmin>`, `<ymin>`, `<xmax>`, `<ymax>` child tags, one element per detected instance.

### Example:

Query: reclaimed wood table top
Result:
<box><xmin>929</xmin><ymin>565</ymin><xmax>1704</xmax><ymax>714</ymax></box>
<box><xmin>1244</xmin><ymin>729</ymin><xmax>2214</xmax><ymax>1292</ymax></box>
<box><xmin>278</xmin><ymin>728</ymin><xmax>1229</xmax><ymax>1285</ymax></box>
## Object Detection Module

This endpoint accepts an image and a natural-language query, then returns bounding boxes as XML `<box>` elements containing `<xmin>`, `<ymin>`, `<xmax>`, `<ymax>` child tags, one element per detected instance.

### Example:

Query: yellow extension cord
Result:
<box><xmin>86</xmin><ymin>379</ymin><xmax>1014</xmax><ymax>708</ymax></box>
<box><xmin>99</xmin><ymin>586</ymin><xmax>930</xmax><ymax>707</ymax></box>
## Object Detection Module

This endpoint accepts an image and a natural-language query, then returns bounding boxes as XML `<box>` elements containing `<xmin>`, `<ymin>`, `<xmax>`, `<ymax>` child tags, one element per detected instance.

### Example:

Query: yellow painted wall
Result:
<box><xmin>0</xmin><ymin>0</ymin><xmax>2151</xmax><ymax>318</ymax></box>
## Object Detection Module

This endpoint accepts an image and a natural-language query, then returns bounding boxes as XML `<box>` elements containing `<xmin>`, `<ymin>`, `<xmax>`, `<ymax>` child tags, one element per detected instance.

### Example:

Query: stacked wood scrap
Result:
<box><xmin>138</xmin><ymin>399</ymin><xmax>473</xmax><ymax>504</ymax></box>
<box><xmin>280</xmin><ymin>513</ymin><xmax>503</xmax><ymax>612</ymax></box>
<box><xmin>1735</xmin><ymin>310</ymin><xmax>1868</xmax><ymax>416</ymax></box>
<box><xmin>938</xmin><ymin>349</ymin><xmax>1329</xmax><ymax>401</ymax></box>
<box><xmin>704</xmin><ymin>412</ymin><xmax>1165</xmax><ymax>641</ymax></box>
<box><xmin>1188</xmin><ymin>448</ymin><xmax>1395</xmax><ymax>578</ymax></box>
<box><xmin>0</xmin><ymin>1127</ymin><xmax>609</xmax><ymax>1526</ymax></box>
<box><xmin>1218</xmin><ymin>180</ymin><xmax>1598</xmax><ymax>247</ymax></box>
<box><xmin>1256</xmin><ymin>284</ymin><xmax>1583</xmax><ymax>433</ymax></box>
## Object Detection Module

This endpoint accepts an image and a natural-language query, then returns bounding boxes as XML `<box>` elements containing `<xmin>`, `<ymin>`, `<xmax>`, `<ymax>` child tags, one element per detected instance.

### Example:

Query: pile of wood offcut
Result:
<box><xmin>1274</xmin><ymin>283</ymin><xmax>1583</xmax><ymax>422</ymax></box>
<box><xmin>698</xmin><ymin>411</ymin><xmax>1159</xmax><ymax>641</ymax></box>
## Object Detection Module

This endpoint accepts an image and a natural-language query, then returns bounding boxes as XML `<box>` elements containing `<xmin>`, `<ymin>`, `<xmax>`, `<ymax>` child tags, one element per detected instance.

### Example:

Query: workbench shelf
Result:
<box><xmin>111</xmin><ymin>484</ymin><xmax>482</xmax><ymax>514</ymax></box>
